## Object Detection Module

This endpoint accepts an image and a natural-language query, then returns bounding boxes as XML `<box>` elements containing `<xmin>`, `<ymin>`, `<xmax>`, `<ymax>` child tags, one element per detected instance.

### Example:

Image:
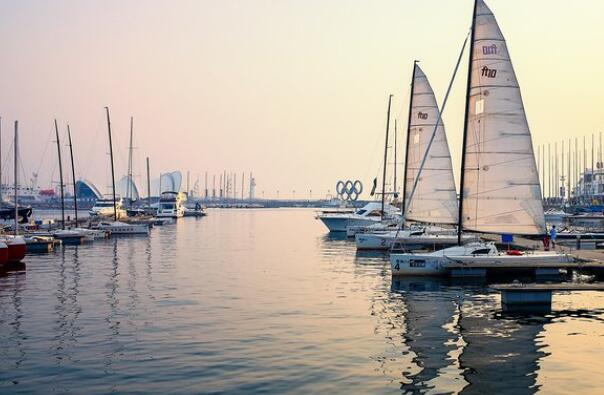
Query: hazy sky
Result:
<box><xmin>0</xmin><ymin>0</ymin><xmax>603</xmax><ymax>199</ymax></box>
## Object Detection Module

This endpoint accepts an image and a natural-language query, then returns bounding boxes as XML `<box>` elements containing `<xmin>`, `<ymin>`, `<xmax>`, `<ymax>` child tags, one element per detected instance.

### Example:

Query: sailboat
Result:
<box><xmin>96</xmin><ymin>108</ymin><xmax>149</xmax><ymax>236</ymax></box>
<box><xmin>1</xmin><ymin>120</ymin><xmax>26</xmax><ymax>263</ymax></box>
<box><xmin>318</xmin><ymin>95</ymin><xmax>401</xmax><ymax>233</ymax></box>
<box><xmin>356</xmin><ymin>63</ymin><xmax>475</xmax><ymax>250</ymax></box>
<box><xmin>0</xmin><ymin>117</ymin><xmax>33</xmax><ymax>224</ymax></box>
<box><xmin>391</xmin><ymin>0</ymin><xmax>570</xmax><ymax>275</ymax></box>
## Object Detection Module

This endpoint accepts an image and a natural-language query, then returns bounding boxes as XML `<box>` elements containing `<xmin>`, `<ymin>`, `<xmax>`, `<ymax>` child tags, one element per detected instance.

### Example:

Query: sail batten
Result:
<box><xmin>460</xmin><ymin>0</ymin><xmax>545</xmax><ymax>235</ymax></box>
<box><xmin>404</xmin><ymin>65</ymin><xmax>458</xmax><ymax>225</ymax></box>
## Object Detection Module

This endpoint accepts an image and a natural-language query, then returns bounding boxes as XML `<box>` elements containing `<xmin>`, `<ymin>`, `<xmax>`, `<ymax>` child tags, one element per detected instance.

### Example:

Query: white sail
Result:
<box><xmin>460</xmin><ymin>0</ymin><xmax>545</xmax><ymax>235</ymax></box>
<box><xmin>404</xmin><ymin>65</ymin><xmax>458</xmax><ymax>225</ymax></box>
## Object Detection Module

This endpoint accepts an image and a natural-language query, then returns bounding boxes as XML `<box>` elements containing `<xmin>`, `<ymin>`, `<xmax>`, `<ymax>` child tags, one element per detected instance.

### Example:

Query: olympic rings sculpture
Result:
<box><xmin>336</xmin><ymin>180</ymin><xmax>363</xmax><ymax>201</ymax></box>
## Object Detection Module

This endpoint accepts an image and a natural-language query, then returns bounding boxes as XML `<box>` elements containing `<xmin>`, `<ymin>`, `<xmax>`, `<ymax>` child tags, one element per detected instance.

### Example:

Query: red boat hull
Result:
<box><xmin>5</xmin><ymin>238</ymin><xmax>26</xmax><ymax>263</ymax></box>
<box><xmin>0</xmin><ymin>243</ymin><xmax>8</xmax><ymax>266</ymax></box>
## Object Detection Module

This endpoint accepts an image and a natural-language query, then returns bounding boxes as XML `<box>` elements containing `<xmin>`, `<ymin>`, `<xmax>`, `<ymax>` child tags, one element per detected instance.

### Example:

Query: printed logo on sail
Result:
<box><xmin>481</xmin><ymin>66</ymin><xmax>497</xmax><ymax>78</ymax></box>
<box><xmin>417</xmin><ymin>111</ymin><xmax>428</xmax><ymax>120</ymax></box>
<box><xmin>482</xmin><ymin>44</ymin><xmax>497</xmax><ymax>55</ymax></box>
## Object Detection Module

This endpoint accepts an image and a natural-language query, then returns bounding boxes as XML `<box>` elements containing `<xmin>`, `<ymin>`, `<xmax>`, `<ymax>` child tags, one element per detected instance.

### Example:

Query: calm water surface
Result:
<box><xmin>1</xmin><ymin>209</ymin><xmax>604</xmax><ymax>394</ymax></box>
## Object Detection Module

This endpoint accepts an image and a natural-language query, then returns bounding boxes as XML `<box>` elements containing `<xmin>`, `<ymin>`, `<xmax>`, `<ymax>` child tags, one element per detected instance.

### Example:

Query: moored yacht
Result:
<box><xmin>156</xmin><ymin>191</ymin><xmax>186</xmax><ymax>218</ymax></box>
<box><xmin>89</xmin><ymin>197</ymin><xmax>127</xmax><ymax>219</ymax></box>
<box><xmin>317</xmin><ymin>202</ymin><xmax>399</xmax><ymax>233</ymax></box>
<box><xmin>97</xmin><ymin>221</ymin><xmax>150</xmax><ymax>235</ymax></box>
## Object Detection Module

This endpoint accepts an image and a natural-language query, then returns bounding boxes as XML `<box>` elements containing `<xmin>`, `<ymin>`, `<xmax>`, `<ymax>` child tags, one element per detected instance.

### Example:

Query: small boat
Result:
<box><xmin>52</xmin><ymin>229</ymin><xmax>87</xmax><ymax>245</ymax></box>
<box><xmin>0</xmin><ymin>204</ymin><xmax>32</xmax><ymax>223</ymax></box>
<box><xmin>391</xmin><ymin>242</ymin><xmax>572</xmax><ymax>276</ymax></box>
<box><xmin>1</xmin><ymin>235</ymin><xmax>26</xmax><ymax>263</ymax></box>
<box><xmin>24</xmin><ymin>235</ymin><xmax>57</xmax><ymax>253</ymax></box>
<box><xmin>183</xmin><ymin>202</ymin><xmax>206</xmax><ymax>217</ymax></box>
<box><xmin>317</xmin><ymin>202</ymin><xmax>399</xmax><ymax>232</ymax></box>
<box><xmin>97</xmin><ymin>221</ymin><xmax>149</xmax><ymax>235</ymax></box>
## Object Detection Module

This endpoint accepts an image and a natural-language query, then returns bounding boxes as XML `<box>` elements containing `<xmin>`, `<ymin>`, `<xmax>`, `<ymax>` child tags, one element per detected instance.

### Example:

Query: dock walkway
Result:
<box><xmin>491</xmin><ymin>282</ymin><xmax>604</xmax><ymax>310</ymax></box>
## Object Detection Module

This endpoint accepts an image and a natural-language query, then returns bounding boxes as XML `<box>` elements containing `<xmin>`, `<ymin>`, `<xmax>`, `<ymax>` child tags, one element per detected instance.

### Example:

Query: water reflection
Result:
<box><xmin>1</xmin><ymin>209</ymin><xmax>604</xmax><ymax>394</ymax></box>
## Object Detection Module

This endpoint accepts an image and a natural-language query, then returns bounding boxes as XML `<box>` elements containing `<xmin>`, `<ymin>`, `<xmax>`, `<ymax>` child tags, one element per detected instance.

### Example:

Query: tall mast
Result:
<box><xmin>54</xmin><ymin>119</ymin><xmax>65</xmax><ymax>229</ymax></box>
<box><xmin>187</xmin><ymin>170</ymin><xmax>190</xmax><ymax>196</ymax></box>
<box><xmin>568</xmin><ymin>139</ymin><xmax>571</xmax><ymax>202</ymax></box>
<box><xmin>241</xmin><ymin>172</ymin><xmax>245</xmax><ymax>200</ymax></box>
<box><xmin>401</xmin><ymin>61</ymin><xmax>417</xmax><ymax>221</ymax></box>
<box><xmin>381</xmin><ymin>94</ymin><xmax>393</xmax><ymax>220</ymax></box>
<box><xmin>0</xmin><ymin>116</ymin><xmax>2</xmax><ymax>203</ymax></box>
<box><xmin>393</xmin><ymin>119</ymin><xmax>398</xmax><ymax>194</ymax></box>
<box><xmin>458</xmin><ymin>0</ymin><xmax>478</xmax><ymax>245</ymax></box>
<box><xmin>67</xmin><ymin>125</ymin><xmax>78</xmax><ymax>225</ymax></box>
<box><xmin>104</xmin><ymin>107</ymin><xmax>118</xmax><ymax>221</ymax></box>
<box><xmin>592</xmin><ymin>134</ymin><xmax>595</xmax><ymax>198</ymax></box>
<box><xmin>562</xmin><ymin>140</ymin><xmax>565</xmax><ymax>200</ymax></box>
<box><xmin>548</xmin><ymin>143</ymin><xmax>551</xmax><ymax>198</ymax></box>
<box><xmin>127</xmin><ymin>116</ymin><xmax>133</xmax><ymax>202</ymax></box>
<box><xmin>13</xmin><ymin>121</ymin><xmax>18</xmax><ymax>236</ymax></box>
<box><xmin>537</xmin><ymin>145</ymin><xmax>540</xmax><ymax>194</ymax></box>
<box><xmin>146</xmin><ymin>157</ymin><xmax>151</xmax><ymax>204</ymax></box>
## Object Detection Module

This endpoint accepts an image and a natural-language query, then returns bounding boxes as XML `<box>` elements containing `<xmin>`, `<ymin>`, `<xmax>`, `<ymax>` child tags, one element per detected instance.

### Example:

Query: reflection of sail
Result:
<box><xmin>458</xmin><ymin>294</ymin><xmax>546</xmax><ymax>394</ymax></box>
<box><xmin>390</xmin><ymin>277</ymin><xmax>466</xmax><ymax>393</ymax></box>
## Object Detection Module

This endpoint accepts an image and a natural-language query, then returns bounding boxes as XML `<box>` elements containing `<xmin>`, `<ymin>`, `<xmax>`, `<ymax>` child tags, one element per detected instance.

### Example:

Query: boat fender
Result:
<box><xmin>506</xmin><ymin>250</ymin><xmax>523</xmax><ymax>256</ymax></box>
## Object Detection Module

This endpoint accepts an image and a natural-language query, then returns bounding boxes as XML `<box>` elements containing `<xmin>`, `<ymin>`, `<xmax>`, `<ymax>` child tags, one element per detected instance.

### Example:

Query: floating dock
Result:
<box><xmin>492</xmin><ymin>283</ymin><xmax>604</xmax><ymax>312</ymax></box>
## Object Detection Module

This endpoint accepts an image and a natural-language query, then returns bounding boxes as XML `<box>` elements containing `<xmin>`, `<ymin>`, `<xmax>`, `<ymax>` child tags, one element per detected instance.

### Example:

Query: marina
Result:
<box><xmin>2</xmin><ymin>0</ymin><xmax>604</xmax><ymax>393</ymax></box>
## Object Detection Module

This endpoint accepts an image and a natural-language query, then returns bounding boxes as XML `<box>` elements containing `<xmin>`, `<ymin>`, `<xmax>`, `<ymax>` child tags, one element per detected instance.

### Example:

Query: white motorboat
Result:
<box><xmin>391</xmin><ymin>242</ymin><xmax>572</xmax><ymax>276</ymax></box>
<box><xmin>89</xmin><ymin>197</ymin><xmax>127</xmax><ymax>219</ymax></box>
<box><xmin>97</xmin><ymin>221</ymin><xmax>149</xmax><ymax>235</ymax></box>
<box><xmin>317</xmin><ymin>202</ymin><xmax>399</xmax><ymax>232</ymax></box>
<box><xmin>156</xmin><ymin>191</ymin><xmax>186</xmax><ymax>218</ymax></box>
<box><xmin>391</xmin><ymin>0</ymin><xmax>568</xmax><ymax>275</ymax></box>
<box><xmin>52</xmin><ymin>229</ymin><xmax>88</xmax><ymax>244</ymax></box>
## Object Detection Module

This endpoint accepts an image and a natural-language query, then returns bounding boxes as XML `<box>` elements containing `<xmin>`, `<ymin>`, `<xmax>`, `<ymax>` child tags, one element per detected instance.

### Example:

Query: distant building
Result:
<box><xmin>75</xmin><ymin>179</ymin><xmax>103</xmax><ymax>201</ymax></box>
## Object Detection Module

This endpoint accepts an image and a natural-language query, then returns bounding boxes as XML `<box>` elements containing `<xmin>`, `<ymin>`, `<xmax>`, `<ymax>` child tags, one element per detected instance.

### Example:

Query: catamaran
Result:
<box><xmin>391</xmin><ymin>0</ymin><xmax>571</xmax><ymax>275</ymax></box>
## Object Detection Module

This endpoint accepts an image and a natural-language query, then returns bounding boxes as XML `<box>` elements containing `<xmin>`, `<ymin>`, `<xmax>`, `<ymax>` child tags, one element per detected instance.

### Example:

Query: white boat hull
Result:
<box><xmin>356</xmin><ymin>231</ymin><xmax>475</xmax><ymax>250</ymax></box>
<box><xmin>390</xmin><ymin>243</ymin><xmax>572</xmax><ymax>276</ymax></box>
<box><xmin>319</xmin><ymin>216</ymin><xmax>380</xmax><ymax>233</ymax></box>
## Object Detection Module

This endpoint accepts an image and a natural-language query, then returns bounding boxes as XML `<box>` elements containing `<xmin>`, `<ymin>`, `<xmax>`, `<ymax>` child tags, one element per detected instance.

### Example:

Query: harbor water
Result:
<box><xmin>1</xmin><ymin>209</ymin><xmax>604</xmax><ymax>394</ymax></box>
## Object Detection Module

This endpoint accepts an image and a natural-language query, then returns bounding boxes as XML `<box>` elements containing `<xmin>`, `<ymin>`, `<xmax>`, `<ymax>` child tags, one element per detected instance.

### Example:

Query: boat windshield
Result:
<box><xmin>95</xmin><ymin>201</ymin><xmax>115</xmax><ymax>207</ymax></box>
<box><xmin>161</xmin><ymin>203</ymin><xmax>175</xmax><ymax>210</ymax></box>
<box><xmin>471</xmin><ymin>248</ymin><xmax>492</xmax><ymax>255</ymax></box>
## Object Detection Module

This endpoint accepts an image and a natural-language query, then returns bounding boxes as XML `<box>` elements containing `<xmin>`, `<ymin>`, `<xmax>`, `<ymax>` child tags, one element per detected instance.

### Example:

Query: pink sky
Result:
<box><xmin>1</xmin><ymin>0</ymin><xmax>603</xmax><ymax>199</ymax></box>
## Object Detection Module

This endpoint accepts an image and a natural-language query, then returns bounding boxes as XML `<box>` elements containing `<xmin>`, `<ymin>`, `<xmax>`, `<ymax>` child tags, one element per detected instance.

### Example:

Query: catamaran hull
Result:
<box><xmin>390</xmin><ymin>252</ymin><xmax>572</xmax><ymax>276</ymax></box>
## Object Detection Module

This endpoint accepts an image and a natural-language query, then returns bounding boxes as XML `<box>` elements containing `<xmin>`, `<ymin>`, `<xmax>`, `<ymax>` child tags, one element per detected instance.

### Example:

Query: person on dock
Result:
<box><xmin>549</xmin><ymin>225</ymin><xmax>557</xmax><ymax>249</ymax></box>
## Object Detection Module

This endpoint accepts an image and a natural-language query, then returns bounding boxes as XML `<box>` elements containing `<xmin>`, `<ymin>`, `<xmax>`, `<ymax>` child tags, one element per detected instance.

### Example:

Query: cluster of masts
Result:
<box><xmin>537</xmin><ymin>133</ymin><xmax>604</xmax><ymax>202</ymax></box>
<box><xmin>201</xmin><ymin>171</ymin><xmax>256</xmax><ymax>201</ymax></box>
